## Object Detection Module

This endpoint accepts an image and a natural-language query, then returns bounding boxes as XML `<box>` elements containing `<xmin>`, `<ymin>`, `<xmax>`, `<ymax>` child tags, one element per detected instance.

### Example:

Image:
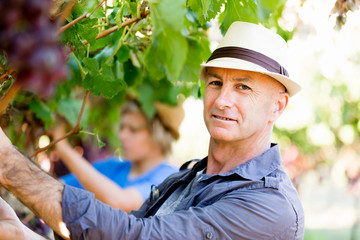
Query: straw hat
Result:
<box><xmin>200</xmin><ymin>21</ymin><xmax>301</xmax><ymax>97</ymax></box>
<box><xmin>154</xmin><ymin>100</ymin><xmax>184</xmax><ymax>140</ymax></box>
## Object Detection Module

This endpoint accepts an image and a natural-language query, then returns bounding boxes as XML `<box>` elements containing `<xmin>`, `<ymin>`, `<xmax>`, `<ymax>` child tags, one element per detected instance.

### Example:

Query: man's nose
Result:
<box><xmin>214</xmin><ymin>86</ymin><xmax>234</xmax><ymax>110</ymax></box>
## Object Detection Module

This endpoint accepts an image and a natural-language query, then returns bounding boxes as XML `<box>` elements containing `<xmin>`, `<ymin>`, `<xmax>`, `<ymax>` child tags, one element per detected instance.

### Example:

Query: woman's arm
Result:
<box><xmin>53</xmin><ymin>126</ymin><xmax>142</xmax><ymax>212</ymax></box>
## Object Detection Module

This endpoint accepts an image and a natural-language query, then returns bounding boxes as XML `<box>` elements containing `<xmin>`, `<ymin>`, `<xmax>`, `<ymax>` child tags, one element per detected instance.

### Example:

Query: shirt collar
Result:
<box><xmin>195</xmin><ymin>143</ymin><xmax>282</xmax><ymax>181</ymax></box>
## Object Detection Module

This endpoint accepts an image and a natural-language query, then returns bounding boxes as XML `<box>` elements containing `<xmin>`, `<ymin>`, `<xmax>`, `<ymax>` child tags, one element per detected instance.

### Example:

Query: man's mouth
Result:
<box><xmin>212</xmin><ymin>115</ymin><xmax>236</xmax><ymax>121</ymax></box>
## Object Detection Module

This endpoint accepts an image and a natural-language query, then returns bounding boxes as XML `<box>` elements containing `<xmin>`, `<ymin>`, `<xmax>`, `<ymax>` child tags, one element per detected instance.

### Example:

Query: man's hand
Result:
<box><xmin>0</xmin><ymin>127</ymin><xmax>17</xmax><ymax>185</ymax></box>
<box><xmin>0</xmin><ymin>196</ymin><xmax>25</xmax><ymax>240</ymax></box>
<box><xmin>0</xmin><ymin>127</ymin><xmax>13</xmax><ymax>149</ymax></box>
<box><xmin>0</xmin><ymin>197</ymin><xmax>47</xmax><ymax>240</ymax></box>
<box><xmin>0</xmin><ymin>127</ymin><xmax>69</xmax><ymax>239</ymax></box>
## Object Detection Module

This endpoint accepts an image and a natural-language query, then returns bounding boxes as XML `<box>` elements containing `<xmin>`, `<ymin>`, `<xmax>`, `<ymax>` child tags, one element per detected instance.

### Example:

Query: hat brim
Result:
<box><xmin>200</xmin><ymin>58</ymin><xmax>301</xmax><ymax>97</ymax></box>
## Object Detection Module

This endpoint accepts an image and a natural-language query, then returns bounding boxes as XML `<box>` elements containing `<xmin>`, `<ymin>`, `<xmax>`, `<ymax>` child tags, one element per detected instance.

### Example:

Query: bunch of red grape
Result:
<box><xmin>0</xmin><ymin>0</ymin><xmax>68</xmax><ymax>97</ymax></box>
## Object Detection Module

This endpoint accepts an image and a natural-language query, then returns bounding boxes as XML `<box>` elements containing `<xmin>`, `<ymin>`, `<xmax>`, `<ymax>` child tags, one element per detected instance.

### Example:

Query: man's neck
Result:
<box><xmin>206</xmin><ymin>134</ymin><xmax>272</xmax><ymax>175</ymax></box>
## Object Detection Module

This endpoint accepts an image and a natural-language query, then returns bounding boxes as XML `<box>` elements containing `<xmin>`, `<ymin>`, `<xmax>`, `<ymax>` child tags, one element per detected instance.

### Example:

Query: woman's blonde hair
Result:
<box><xmin>121</xmin><ymin>100</ymin><xmax>175</xmax><ymax>157</ymax></box>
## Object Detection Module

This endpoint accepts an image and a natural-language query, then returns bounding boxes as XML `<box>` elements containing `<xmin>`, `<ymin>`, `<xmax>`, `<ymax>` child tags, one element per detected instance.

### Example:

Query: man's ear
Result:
<box><xmin>270</xmin><ymin>92</ymin><xmax>289</xmax><ymax>123</ymax></box>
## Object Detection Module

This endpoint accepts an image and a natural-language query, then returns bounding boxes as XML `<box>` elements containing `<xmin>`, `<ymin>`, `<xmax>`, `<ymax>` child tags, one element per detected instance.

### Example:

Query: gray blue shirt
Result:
<box><xmin>62</xmin><ymin>144</ymin><xmax>304</xmax><ymax>239</ymax></box>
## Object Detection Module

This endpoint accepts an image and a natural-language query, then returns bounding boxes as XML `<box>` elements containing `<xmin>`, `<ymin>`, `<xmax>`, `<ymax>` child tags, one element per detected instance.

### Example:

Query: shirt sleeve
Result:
<box><xmin>62</xmin><ymin>185</ymin><xmax>302</xmax><ymax>240</ymax></box>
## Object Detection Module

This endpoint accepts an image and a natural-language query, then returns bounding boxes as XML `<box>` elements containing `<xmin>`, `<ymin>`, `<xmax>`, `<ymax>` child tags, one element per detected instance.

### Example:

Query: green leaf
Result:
<box><xmin>83</xmin><ymin>57</ymin><xmax>100</xmax><ymax>73</ymax></box>
<box><xmin>187</xmin><ymin>0</ymin><xmax>225</xmax><ymax>25</ymax></box>
<box><xmin>153</xmin><ymin>78</ymin><xmax>180</xmax><ymax>105</ymax></box>
<box><xmin>145</xmin><ymin>0</ymin><xmax>189</xmax><ymax>82</ymax></box>
<box><xmin>94</xmin><ymin>45</ymin><xmax>116</xmax><ymax>64</ymax></box>
<box><xmin>62</xmin><ymin>26</ymin><xmax>86</xmax><ymax>60</ymax></box>
<box><xmin>179</xmin><ymin>35</ymin><xmax>210</xmax><ymax>83</ymax></box>
<box><xmin>29</xmin><ymin>100</ymin><xmax>52</xmax><ymax>129</ymax></box>
<box><xmin>114</xmin><ymin>7</ymin><xmax>123</xmax><ymax>27</ymax></box>
<box><xmin>77</xmin><ymin>18</ymin><xmax>98</xmax><ymax>46</ymax></box>
<box><xmin>57</xmin><ymin>98</ymin><xmax>89</xmax><ymax>128</ymax></box>
<box><xmin>113</xmin><ymin>60</ymin><xmax>124</xmax><ymax>80</ymax></box>
<box><xmin>259</xmin><ymin>0</ymin><xmax>285</xmax><ymax>10</ymax></box>
<box><xmin>149</xmin><ymin>0</ymin><xmax>186</xmax><ymax>32</ymax></box>
<box><xmin>137</xmin><ymin>84</ymin><xmax>156</xmax><ymax>117</ymax></box>
<box><xmin>83</xmin><ymin>59</ymin><xmax>126</xmax><ymax>99</ymax></box>
<box><xmin>219</xmin><ymin>0</ymin><xmax>259</xmax><ymax>34</ymax></box>
<box><xmin>127</xmin><ymin>2</ymin><xmax>137</xmax><ymax>16</ymax></box>
<box><xmin>112</xmin><ymin>0</ymin><xmax>120</xmax><ymax>8</ymax></box>
<box><xmin>123</xmin><ymin>59</ymin><xmax>143</xmax><ymax>87</ymax></box>
<box><xmin>145</xmin><ymin>30</ymin><xmax>188</xmax><ymax>82</ymax></box>
<box><xmin>91</xmin><ymin>6</ymin><xmax>106</xmax><ymax>19</ymax></box>
<box><xmin>94</xmin><ymin>128</ymin><xmax>106</xmax><ymax>148</ymax></box>
<box><xmin>65</xmin><ymin>54</ymin><xmax>83</xmax><ymax>86</ymax></box>
<box><xmin>72</xmin><ymin>0</ymin><xmax>97</xmax><ymax>18</ymax></box>
<box><xmin>115</xmin><ymin>45</ymin><xmax>130</xmax><ymax>62</ymax></box>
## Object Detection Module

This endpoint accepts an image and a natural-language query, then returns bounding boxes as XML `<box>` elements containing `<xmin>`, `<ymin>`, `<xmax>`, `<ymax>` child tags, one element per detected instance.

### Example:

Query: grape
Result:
<box><xmin>0</xmin><ymin>0</ymin><xmax>68</xmax><ymax>98</ymax></box>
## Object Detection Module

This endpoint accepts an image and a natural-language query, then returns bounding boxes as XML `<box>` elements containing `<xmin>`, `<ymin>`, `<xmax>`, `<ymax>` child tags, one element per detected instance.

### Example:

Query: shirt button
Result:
<box><xmin>206</xmin><ymin>232</ymin><xmax>213</xmax><ymax>239</ymax></box>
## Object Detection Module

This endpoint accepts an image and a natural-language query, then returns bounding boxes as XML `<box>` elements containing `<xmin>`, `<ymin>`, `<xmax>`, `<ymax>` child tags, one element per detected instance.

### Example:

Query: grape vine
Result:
<box><xmin>0</xmin><ymin>0</ymin><xmax>68</xmax><ymax>101</ymax></box>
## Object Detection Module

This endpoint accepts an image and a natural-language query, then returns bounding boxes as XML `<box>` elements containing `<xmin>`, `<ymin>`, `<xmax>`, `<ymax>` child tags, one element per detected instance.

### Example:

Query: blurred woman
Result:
<box><xmin>53</xmin><ymin>99</ymin><xmax>184</xmax><ymax>213</ymax></box>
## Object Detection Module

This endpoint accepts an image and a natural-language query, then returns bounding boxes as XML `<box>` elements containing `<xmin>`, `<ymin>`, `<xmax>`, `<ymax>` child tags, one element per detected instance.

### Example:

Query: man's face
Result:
<box><xmin>203</xmin><ymin>67</ymin><xmax>287</xmax><ymax>144</ymax></box>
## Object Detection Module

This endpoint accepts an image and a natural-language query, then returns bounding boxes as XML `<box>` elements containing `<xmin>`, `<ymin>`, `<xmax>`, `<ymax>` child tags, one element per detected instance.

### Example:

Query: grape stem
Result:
<box><xmin>56</xmin><ymin>0</ymin><xmax>107</xmax><ymax>35</ymax></box>
<box><xmin>0</xmin><ymin>81</ymin><xmax>22</xmax><ymax>115</ymax></box>
<box><xmin>29</xmin><ymin>90</ymin><xmax>90</xmax><ymax>158</ymax></box>
<box><xmin>0</xmin><ymin>69</ymin><xmax>17</xmax><ymax>84</ymax></box>
<box><xmin>57</xmin><ymin>0</ymin><xmax>77</xmax><ymax>25</ymax></box>
<box><xmin>56</xmin><ymin>13</ymin><xmax>89</xmax><ymax>35</ymax></box>
<box><xmin>71</xmin><ymin>52</ymin><xmax>86</xmax><ymax>80</ymax></box>
<box><xmin>82</xmin><ymin>9</ymin><xmax>150</xmax><ymax>45</ymax></box>
<box><xmin>105</xmin><ymin>23</ymin><xmax>135</xmax><ymax>65</ymax></box>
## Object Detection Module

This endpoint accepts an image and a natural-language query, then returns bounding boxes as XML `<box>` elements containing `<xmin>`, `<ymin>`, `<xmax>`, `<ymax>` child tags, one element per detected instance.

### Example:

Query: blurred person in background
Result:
<box><xmin>51</xmin><ymin>98</ymin><xmax>184</xmax><ymax>213</ymax></box>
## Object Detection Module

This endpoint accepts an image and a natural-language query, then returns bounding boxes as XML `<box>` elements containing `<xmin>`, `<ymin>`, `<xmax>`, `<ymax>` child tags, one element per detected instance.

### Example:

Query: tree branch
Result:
<box><xmin>0</xmin><ymin>69</ymin><xmax>16</xmax><ymax>84</ymax></box>
<box><xmin>57</xmin><ymin>0</ymin><xmax>77</xmax><ymax>25</ymax></box>
<box><xmin>29</xmin><ymin>90</ymin><xmax>90</xmax><ymax>158</ymax></box>
<box><xmin>0</xmin><ymin>81</ymin><xmax>22</xmax><ymax>115</ymax></box>
<box><xmin>82</xmin><ymin>9</ymin><xmax>150</xmax><ymax>45</ymax></box>
<box><xmin>56</xmin><ymin>0</ymin><xmax>107</xmax><ymax>35</ymax></box>
<box><xmin>56</xmin><ymin>13</ymin><xmax>89</xmax><ymax>35</ymax></box>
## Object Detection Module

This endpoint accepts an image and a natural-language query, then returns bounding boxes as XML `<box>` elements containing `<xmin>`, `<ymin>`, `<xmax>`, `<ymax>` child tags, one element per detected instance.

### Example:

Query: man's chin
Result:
<box><xmin>210</xmin><ymin>131</ymin><xmax>238</xmax><ymax>143</ymax></box>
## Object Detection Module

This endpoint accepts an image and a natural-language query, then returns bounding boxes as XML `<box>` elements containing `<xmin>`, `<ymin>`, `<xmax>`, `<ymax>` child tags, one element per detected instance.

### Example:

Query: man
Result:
<box><xmin>0</xmin><ymin>21</ymin><xmax>304</xmax><ymax>239</ymax></box>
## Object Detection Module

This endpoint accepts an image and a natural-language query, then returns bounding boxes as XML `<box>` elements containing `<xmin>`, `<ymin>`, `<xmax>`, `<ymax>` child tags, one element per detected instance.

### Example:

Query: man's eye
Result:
<box><xmin>238</xmin><ymin>85</ymin><xmax>251</xmax><ymax>90</ymax></box>
<box><xmin>209</xmin><ymin>80</ymin><xmax>222</xmax><ymax>86</ymax></box>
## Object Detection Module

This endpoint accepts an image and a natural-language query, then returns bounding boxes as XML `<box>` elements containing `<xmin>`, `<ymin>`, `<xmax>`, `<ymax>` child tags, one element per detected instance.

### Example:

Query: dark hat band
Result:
<box><xmin>206</xmin><ymin>46</ymin><xmax>289</xmax><ymax>77</ymax></box>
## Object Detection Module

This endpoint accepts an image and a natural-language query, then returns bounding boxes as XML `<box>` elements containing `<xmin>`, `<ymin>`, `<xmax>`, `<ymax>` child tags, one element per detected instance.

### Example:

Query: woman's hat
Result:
<box><xmin>154</xmin><ymin>100</ymin><xmax>184</xmax><ymax>140</ymax></box>
<box><xmin>200</xmin><ymin>21</ymin><xmax>301</xmax><ymax>97</ymax></box>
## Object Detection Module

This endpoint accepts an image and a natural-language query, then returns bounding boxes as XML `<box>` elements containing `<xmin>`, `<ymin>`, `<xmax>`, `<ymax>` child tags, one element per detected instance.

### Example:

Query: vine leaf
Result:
<box><xmin>150</xmin><ymin>0</ymin><xmax>186</xmax><ymax>32</ymax></box>
<box><xmin>145</xmin><ymin>30</ymin><xmax>188</xmax><ymax>82</ymax></box>
<box><xmin>145</xmin><ymin>0</ymin><xmax>188</xmax><ymax>82</ymax></box>
<box><xmin>219</xmin><ymin>0</ymin><xmax>259</xmax><ymax>33</ymax></box>
<box><xmin>179</xmin><ymin>36</ymin><xmax>211</xmax><ymax>83</ymax></box>
<box><xmin>77</xmin><ymin>18</ymin><xmax>98</xmax><ymax>46</ymax></box>
<box><xmin>94</xmin><ymin>128</ymin><xmax>106</xmax><ymax>148</ymax></box>
<box><xmin>187</xmin><ymin>0</ymin><xmax>225</xmax><ymax>25</ymax></box>
<box><xmin>29</xmin><ymin>100</ymin><xmax>52</xmax><ymax>130</ymax></box>
<box><xmin>137</xmin><ymin>84</ymin><xmax>156</xmax><ymax>117</ymax></box>
<box><xmin>82</xmin><ymin>58</ymin><xmax>126</xmax><ymax>99</ymax></box>
<box><xmin>57</xmin><ymin>97</ymin><xmax>89</xmax><ymax>128</ymax></box>
<box><xmin>71</xmin><ymin>0</ymin><xmax>97</xmax><ymax>19</ymax></box>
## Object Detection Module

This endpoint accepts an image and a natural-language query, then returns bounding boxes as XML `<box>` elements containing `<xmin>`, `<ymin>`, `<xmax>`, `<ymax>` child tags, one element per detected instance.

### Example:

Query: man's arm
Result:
<box><xmin>62</xmin><ymin>181</ymin><xmax>303</xmax><ymax>240</ymax></box>
<box><xmin>0</xmin><ymin>128</ymin><xmax>70</xmax><ymax>239</ymax></box>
